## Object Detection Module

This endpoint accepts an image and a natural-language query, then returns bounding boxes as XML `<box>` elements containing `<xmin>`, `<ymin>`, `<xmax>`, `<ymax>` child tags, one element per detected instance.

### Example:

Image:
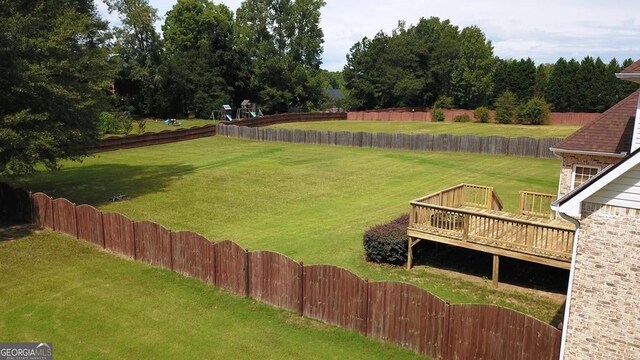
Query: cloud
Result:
<box><xmin>95</xmin><ymin>0</ymin><xmax>640</xmax><ymax>71</ymax></box>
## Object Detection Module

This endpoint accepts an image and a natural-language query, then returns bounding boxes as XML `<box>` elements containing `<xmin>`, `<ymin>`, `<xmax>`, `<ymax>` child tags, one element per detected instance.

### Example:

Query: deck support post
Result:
<box><xmin>407</xmin><ymin>237</ymin><xmax>413</xmax><ymax>269</ymax></box>
<box><xmin>492</xmin><ymin>255</ymin><xmax>500</xmax><ymax>288</ymax></box>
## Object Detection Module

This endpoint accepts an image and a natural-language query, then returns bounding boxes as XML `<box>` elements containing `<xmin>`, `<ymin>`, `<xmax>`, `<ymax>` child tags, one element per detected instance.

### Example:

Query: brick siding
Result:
<box><xmin>558</xmin><ymin>154</ymin><xmax>621</xmax><ymax>198</ymax></box>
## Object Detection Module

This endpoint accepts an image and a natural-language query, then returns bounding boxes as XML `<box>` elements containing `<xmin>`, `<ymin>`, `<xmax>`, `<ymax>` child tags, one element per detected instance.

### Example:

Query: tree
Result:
<box><xmin>161</xmin><ymin>0</ymin><xmax>236</xmax><ymax>117</ymax></box>
<box><xmin>494</xmin><ymin>91</ymin><xmax>518</xmax><ymax>124</ymax></box>
<box><xmin>516</xmin><ymin>97</ymin><xmax>550</xmax><ymax>125</ymax></box>
<box><xmin>546</xmin><ymin>58</ymin><xmax>580</xmax><ymax>112</ymax></box>
<box><xmin>106</xmin><ymin>0</ymin><xmax>163</xmax><ymax>116</ymax></box>
<box><xmin>0</xmin><ymin>0</ymin><xmax>114</xmax><ymax>176</ymax></box>
<box><xmin>618</xmin><ymin>58</ymin><xmax>640</xmax><ymax>99</ymax></box>
<box><xmin>450</xmin><ymin>26</ymin><xmax>495</xmax><ymax>108</ymax></box>
<box><xmin>235</xmin><ymin>0</ymin><xmax>326</xmax><ymax>113</ymax></box>
<box><xmin>493</xmin><ymin>58</ymin><xmax>535</xmax><ymax>102</ymax></box>
<box><xmin>533</xmin><ymin>63</ymin><xmax>552</xmax><ymax>99</ymax></box>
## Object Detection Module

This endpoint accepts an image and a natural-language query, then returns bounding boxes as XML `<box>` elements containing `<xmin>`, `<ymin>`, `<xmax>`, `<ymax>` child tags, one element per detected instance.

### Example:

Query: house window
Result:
<box><xmin>572</xmin><ymin>165</ymin><xmax>599</xmax><ymax>189</ymax></box>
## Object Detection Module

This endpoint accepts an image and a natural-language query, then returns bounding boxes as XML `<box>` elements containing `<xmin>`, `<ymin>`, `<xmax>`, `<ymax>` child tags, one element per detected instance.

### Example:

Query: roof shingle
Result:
<box><xmin>621</xmin><ymin>59</ymin><xmax>640</xmax><ymax>74</ymax></box>
<box><xmin>552</xmin><ymin>89</ymin><xmax>639</xmax><ymax>155</ymax></box>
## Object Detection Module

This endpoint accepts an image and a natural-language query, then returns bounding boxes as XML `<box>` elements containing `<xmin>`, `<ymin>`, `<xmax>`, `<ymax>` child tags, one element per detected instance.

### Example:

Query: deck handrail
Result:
<box><xmin>519</xmin><ymin>191</ymin><xmax>557</xmax><ymax>219</ymax></box>
<box><xmin>411</xmin><ymin>183</ymin><xmax>504</xmax><ymax>211</ymax></box>
<box><xmin>409</xmin><ymin>201</ymin><xmax>574</xmax><ymax>231</ymax></box>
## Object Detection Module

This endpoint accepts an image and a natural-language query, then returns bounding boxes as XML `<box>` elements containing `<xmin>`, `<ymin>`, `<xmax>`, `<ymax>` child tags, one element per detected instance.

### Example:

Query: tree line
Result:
<box><xmin>343</xmin><ymin>17</ymin><xmax>638</xmax><ymax>112</ymax></box>
<box><xmin>1</xmin><ymin>1</ymin><xmax>638</xmax><ymax>176</ymax></box>
<box><xmin>108</xmin><ymin>0</ymin><xmax>326</xmax><ymax>118</ymax></box>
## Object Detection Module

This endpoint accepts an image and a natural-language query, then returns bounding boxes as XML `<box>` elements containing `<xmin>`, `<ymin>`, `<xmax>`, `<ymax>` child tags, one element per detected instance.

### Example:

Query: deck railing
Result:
<box><xmin>414</xmin><ymin>184</ymin><xmax>503</xmax><ymax>210</ymax></box>
<box><xmin>409</xmin><ymin>185</ymin><xmax>574</xmax><ymax>263</ymax></box>
<box><xmin>519</xmin><ymin>191</ymin><xmax>557</xmax><ymax>219</ymax></box>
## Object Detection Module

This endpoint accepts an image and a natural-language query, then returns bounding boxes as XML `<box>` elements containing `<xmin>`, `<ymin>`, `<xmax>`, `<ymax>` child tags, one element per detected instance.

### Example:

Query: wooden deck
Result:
<box><xmin>407</xmin><ymin>184</ymin><xmax>575</xmax><ymax>285</ymax></box>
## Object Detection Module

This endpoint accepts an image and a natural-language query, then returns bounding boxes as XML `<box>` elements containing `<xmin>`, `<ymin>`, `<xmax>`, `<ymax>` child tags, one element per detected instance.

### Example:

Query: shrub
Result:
<box><xmin>516</xmin><ymin>97</ymin><xmax>551</xmax><ymax>125</ymax></box>
<box><xmin>494</xmin><ymin>91</ymin><xmax>518</xmax><ymax>124</ymax></box>
<box><xmin>363</xmin><ymin>214</ymin><xmax>409</xmax><ymax>265</ymax></box>
<box><xmin>431</xmin><ymin>108</ymin><xmax>445</xmax><ymax>122</ymax></box>
<box><xmin>137</xmin><ymin>118</ymin><xmax>147</xmax><ymax>134</ymax></box>
<box><xmin>473</xmin><ymin>106</ymin><xmax>491</xmax><ymax>123</ymax></box>
<box><xmin>453</xmin><ymin>114</ymin><xmax>472</xmax><ymax>123</ymax></box>
<box><xmin>99</xmin><ymin>112</ymin><xmax>133</xmax><ymax>135</ymax></box>
<box><xmin>433</xmin><ymin>96</ymin><xmax>454</xmax><ymax>109</ymax></box>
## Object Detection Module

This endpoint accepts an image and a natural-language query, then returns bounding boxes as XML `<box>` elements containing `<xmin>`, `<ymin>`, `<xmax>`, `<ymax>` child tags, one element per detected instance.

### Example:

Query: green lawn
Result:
<box><xmin>269</xmin><ymin>120</ymin><xmax>580</xmax><ymax>138</ymax></box>
<box><xmin>6</xmin><ymin>136</ymin><xmax>565</xmax><ymax>323</ymax></box>
<box><xmin>0</xmin><ymin>227</ymin><xmax>422</xmax><ymax>359</ymax></box>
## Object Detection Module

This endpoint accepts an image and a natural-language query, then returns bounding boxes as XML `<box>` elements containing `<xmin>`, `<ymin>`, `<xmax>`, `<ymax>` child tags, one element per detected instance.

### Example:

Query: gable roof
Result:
<box><xmin>621</xmin><ymin>59</ymin><xmax>640</xmax><ymax>73</ymax></box>
<box><xmin>552</xmin><ymin>146</ymin><xmax>640</xmax><ymax>212</ymax></box>
<box><xmin>550</xmin><ymin>89</ymin><xmax>639</xmax><ymax>156</ymax></box>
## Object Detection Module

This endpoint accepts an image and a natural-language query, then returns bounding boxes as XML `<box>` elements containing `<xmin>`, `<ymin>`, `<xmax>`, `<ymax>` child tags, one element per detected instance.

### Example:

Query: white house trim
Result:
<box><xmin>552</xmin><ymin>149</ymin><xmax>640</xmax><ymax>214</ymax></box>
<box><xmin>616</xmin><ymin>72</ymin><xmax>640</xmax><ymax>84</ymax></box>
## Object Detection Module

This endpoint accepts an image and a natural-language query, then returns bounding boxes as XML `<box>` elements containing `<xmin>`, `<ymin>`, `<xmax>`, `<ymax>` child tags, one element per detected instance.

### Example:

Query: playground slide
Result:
<box><xmin>250</xmin><ymin>111</ymin><xmax>257</xmax><ymax>118</ymax></box>
<box><xmin>226</xmin><ymin>114</ymin><xmax>233</xmax><ymax>121</ymax></box>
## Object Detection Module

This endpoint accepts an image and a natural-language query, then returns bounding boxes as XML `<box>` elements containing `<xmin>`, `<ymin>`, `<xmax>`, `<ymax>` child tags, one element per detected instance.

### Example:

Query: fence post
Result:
<box><xmin>362</xmin><ymin>278</ymin><xmax>369</xmax><ymax>337</ymax></box>
<box><xmin>244</xmin><ymin>248</ymin><xmax>250</xmax><ymax>298</ymax></box>
<box><xmin>168</xmin><ymin>230</ymin><xmax>174</xmax><ymax>272</ymax></box>
<box><xmin>73</xmin><ymin>204</ymin><xmax>79</xmax><ymax>239</ymax></box>
<box><xmin>299</xmin><ymin>261</ymin><xmax>304</xmax><ymax>316</ymax></box>
<box><xmin>442</xmin><ymin>302</ymin><xmax>451</xmax><ymax>360</ymax></box>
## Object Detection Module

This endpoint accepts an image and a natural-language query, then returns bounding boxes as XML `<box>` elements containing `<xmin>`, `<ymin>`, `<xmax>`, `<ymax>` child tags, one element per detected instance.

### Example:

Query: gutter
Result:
<box><xmin>549</xmin><ymin>148</ymin><xmax>627</xmax><ymax>158</ymax></box>
<box><xmin>552</xmin><ymin>208</ymin><xmax>581</xmax><ymax>360</ymax></box>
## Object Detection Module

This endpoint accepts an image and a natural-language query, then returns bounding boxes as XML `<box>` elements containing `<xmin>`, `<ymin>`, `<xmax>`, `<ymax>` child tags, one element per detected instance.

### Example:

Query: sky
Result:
<box><xmin>96</xmin><ymin>0</ymin><xmax>640</xmax><ymax>71</ymax></box>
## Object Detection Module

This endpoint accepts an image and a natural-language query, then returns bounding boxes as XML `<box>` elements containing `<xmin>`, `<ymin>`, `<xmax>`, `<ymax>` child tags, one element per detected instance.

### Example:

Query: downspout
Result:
<box><xmin>555</xmin><ymin>210</ymin><xmax>581</xmax><ymax>360</ymax></box>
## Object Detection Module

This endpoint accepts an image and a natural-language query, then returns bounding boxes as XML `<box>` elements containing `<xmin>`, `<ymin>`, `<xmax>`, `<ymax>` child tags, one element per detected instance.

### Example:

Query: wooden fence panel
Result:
<box><xmin>102</xmin><ymin>212</ymin><xmax>135</xmax><ymax>258</ymax></box>
<box><xmin>538</xmin><ymin>138</ymin><xmax>561</xmax><ymax>158</ymax></box>
<box><xmin>76</xmin><ymin>205</ymin><xmax>104</xmax><ymax>247</ymax></box>
<box><xmin>458</xmin><ymin>135</ymin><xmax>482</xmax><ymax>154</ymax></box>
<box><xmin>52</xmin><ymin>198</ymin><xmax>77</xmax><ymax>237</ymax></box>
<box><xmin>433</xmin><ymin>134</ymin><xmax>458</xmax><ymax>152</ymax></box>
<box><xmin>303</xmin><ymin>265</ymin><xmax>368</xmax><ymax>335</ymax></box>
<box><xmin>171</xmin><ymin>231</ymin><xmax>215</xmax><ymax>285</ymax></box>
<box><xmin>481</xmin><ymin>136</ymin><xmax>509</xmax><ymax>155</ymax></box>
<box><xmin>447</xmin><ymin>304</ymin><xmax>561</xmax><ymax>360</ymax></box>
<box><xmin>32</xmin><ymin>192</ymin><xmax>53</xmax><ymax>229</ymax></box>
<box><xmin>249</xmin><ymin>251</ymin><xmax>302</xmax><ymax>313</ymax></box>
<box><xmin>215</xmin><ymin>240</ymin><xmax>248</xmax><ymax>296</ymax></box>
<box><xmin>134</xmin><ymin>220</ymin><xmax>172</xmax><ymax>269</ymax></box>
<box><xmin>367</xmin><ymin>282</ymin><xmax>447</xmax><ymax>359</ymax></box>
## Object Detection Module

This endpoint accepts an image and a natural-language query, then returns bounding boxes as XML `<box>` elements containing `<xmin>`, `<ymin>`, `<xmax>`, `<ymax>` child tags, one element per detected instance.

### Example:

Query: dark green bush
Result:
<box><xmin>516</xmin><ymin>97</ymin><xmax>551</xmax><ymax>125</ymax></box>
<box><xmin>473</xmin><ymin>106</ymin><xmax>491</xmax><ymax>123</ymax></box>
<box><xmin>363</xmin><ymin>214</ymin><xmax>409</xmax><ymax>265</ymax></box>
<box><xmin>99</xmin><ymin>112</ymin><xmax>133</xmax><ymax>135</ymax></box>
<box><xmin>453</xmin><ymin>114</ymin><xmax>472</xmax><ymax>123</ymax></box>
<box><xmin>432</xmin><ymin>108</ymin><xmax>445</xmax><ymax>122</ymax></box>
<box><xmin>494</xmin><ymin>91</ymin><xmax>517</xmax><ymax>124</ymax></box>
<box><xmin>433</xmin><ymin>96</ymin><xmax>454</xmax><ymax>109</ymax></box>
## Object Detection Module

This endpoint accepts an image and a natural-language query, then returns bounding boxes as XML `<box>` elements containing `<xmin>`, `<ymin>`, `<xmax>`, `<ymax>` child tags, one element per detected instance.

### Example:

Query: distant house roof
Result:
<box><xmin>550</xmin><ymin>89</ymin><xmax>639</xmax><ymax>156</ymax></box>
<box><xmin>327</xmin><ymin>88</ymin><xmax>344</xmax><ymax>100</ymax></box>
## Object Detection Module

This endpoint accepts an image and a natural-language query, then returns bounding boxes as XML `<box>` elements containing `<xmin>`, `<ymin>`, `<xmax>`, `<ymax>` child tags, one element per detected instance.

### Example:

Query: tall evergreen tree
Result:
<box><xmin>619</xmin><ymin>58</ymin><xmax>640</xmax><ymax>99</ymax></box>
<box><xmin>0</xmin><ymin>0</ymin><xmax>114</xmax><ymax>175</ymax></box>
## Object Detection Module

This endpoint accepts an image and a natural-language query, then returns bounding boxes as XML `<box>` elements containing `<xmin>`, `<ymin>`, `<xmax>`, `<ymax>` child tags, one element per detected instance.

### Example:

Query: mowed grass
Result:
<box><xmin>7</xmin><ymin>136</ymin><xmax>565</xmax><ymax>322</ymax></box>
<box><xmin>0</xmin><ymin>228</ymin><xmax>422</xmax><ymax>360</ymax></box>
<box><xmin>269</xmin><ymin>120</ymin><xmax>580</xmax><ymax>138</ymax></box>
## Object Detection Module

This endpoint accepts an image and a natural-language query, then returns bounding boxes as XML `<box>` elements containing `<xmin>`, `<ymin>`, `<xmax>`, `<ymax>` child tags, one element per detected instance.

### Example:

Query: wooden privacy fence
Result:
<box><xmin>217</xmin><ymin>124</ymin><xmax>562</xmax><ymax>159</ymax></box>
<box><xmin>222</xmin><ymin>112</ymin><xmax>347</xmax><ymax>127</ymax></box>
<box><xmin>88</xmin><ymin>124</ymin><xmax>217</xmax><ymax>153</ymax></box>
<box><xmin>347</xmin><ymin>109</ymin><xmax>599</xmax><ymax>125</ymax></box>
<box><xmin>0</xmin><ymin>183</ymin><xmax>561</xmax><ymax>360</ymax></box>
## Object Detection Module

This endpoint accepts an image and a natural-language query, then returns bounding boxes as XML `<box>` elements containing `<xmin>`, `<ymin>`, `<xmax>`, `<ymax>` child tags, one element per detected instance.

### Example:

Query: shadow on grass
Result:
<box><xmin>411</xmin><ymin>242</ymin><xmax>570</xmax><ymax>294</ymax></box>
<box><xmin>0</xmin><ymin>220</ymin><xmax>37</xmax><ymax>242</ymax></box>
<box><xmin>7</xmin><ymin>163</ymin><xmax>196</xmax><ymax>207</ymax></box>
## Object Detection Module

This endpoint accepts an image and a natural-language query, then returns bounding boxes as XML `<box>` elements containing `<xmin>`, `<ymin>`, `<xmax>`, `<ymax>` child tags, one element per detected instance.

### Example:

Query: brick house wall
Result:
<box><xmin>558</xmin><ymin>154</ymin><xmax>621</xmax><ymax>198</ymax></box>
<box><xmin>563</xmin><ymin>202</ymin><xmax>640</xmax><ymax>359</ymax></box>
